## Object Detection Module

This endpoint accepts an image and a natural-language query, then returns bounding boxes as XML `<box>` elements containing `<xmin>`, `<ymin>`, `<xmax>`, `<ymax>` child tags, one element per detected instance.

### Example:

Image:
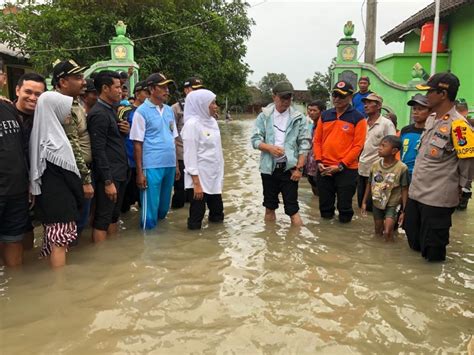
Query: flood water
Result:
<box><xmin>1</xmin><ymin>119</ymin><xmax>473</xmax><ymax>354</ymax></box>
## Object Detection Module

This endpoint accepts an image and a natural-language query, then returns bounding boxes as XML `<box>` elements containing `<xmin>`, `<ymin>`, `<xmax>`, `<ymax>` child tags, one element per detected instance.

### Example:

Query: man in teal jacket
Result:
<box><xmin>251</xmin><ymin>81</ymin><xmax>310</xmax><ymax>226</ymax></box>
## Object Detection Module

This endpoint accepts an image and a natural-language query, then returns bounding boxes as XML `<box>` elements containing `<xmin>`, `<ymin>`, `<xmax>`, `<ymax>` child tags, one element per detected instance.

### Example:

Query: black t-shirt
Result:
<box><xmin>14</xmin><ymin>101</ymin><xmax>34</xmax><ymax>153</ymax></box>
<box><xmin>0</xmin><ymin>101</ymin><xmax>29</xmax><ymax>196</ymax></box>
<box><xmin>88</xmin><ymin>100</ymin><xmax>128</xmax><ymax>182</ymax></box>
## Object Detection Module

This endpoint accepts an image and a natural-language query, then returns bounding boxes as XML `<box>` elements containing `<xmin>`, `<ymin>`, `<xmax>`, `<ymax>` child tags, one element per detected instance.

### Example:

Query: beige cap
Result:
<box><xmin>362</xmin><ymin>93</ymin><xmax>383</xmax><ymax>104</ymax></box>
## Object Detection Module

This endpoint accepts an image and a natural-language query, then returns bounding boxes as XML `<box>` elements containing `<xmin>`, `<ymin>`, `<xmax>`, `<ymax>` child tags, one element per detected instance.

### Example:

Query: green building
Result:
<box><xmin>330</xmin><ymin>0</ymin><xmax>474</xmax><ymax>128</ymax></box>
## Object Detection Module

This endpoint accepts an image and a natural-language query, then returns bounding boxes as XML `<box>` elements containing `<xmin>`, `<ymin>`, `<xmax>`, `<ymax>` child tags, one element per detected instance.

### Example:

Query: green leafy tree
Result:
<box><xmin>306</xmin><ymin>70</ymin><xmax>331</xmax><ymax>103</ymax></box>
<box><xmin>0</xmin><ymin>0</ymin><xmax>254</xmax><ymax>106</ymax></box>
<box><xmin>258</xmin><ymin>72</ymin><xmax>289</xmax><ymax>103</ymax></box>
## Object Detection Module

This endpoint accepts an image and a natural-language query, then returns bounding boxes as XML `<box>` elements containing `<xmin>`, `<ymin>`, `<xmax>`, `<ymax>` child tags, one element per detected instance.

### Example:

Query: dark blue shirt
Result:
<box><xmin>118</xmin><ymin>105</ymin><xmax>137</xmax><ymax>168</ymax></box>
<box><xmin>400</xmin><ymin>124</ymin><xmax>424</xmax><ymax>177</ymax></box>
<box><xmin>352</xmin><ymin>91</ymin><xmax>372</xmax><ymax>116</ymax></box>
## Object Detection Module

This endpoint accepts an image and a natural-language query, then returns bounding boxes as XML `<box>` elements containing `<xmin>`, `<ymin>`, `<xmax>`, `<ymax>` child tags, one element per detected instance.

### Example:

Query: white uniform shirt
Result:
<box><xmin>273</xmin><ymin>108</ymin><xmax>289</xmax><ymax>163</ymax></box>
<box><xmin>181</xmin><ymin>117</ymin><xmax>224</xmax><ymax>194</ymax></box>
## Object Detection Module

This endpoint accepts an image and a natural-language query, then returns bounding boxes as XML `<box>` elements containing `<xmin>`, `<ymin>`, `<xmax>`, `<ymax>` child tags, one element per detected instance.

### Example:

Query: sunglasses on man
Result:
<box><xmin>331</xmin><ymin>92</ymin><xmax>349</xmax><ymax>99</ymax></box>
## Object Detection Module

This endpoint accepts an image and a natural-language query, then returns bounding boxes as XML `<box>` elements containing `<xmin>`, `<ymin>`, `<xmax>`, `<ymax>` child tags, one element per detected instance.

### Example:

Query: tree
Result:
<box><xmin>258</xmin><ymin>72</ymin><xmax>289</xmax><ymax>103</ymax></box>
<box><xmin>306</xmin><ymin>70</ymin><xmax>331</xmax><ymax>103</ymax></box>
<box><xmin>0</xmin><ymin>0</ymin><xmax>254</xmax><ymax>106</ymax></box>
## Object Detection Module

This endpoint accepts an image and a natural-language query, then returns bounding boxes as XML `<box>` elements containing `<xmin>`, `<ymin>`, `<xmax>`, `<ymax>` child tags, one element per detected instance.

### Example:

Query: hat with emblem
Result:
<box><xmin>332</xmin><ymin>81</ymin><xmax>354</xmax><ymax>96</ymax></box>
<box><xmin>146</xmin><ymin>72</ymin><xmax>174</xmax><ymax>87</ymax></box>
<box><xmin>416</xmin><ymin>72</ymin><xmax>460</xmax><ymax>96</ymax></box>
<box><xmin>52</xmin><ymin>59</ymin><xmax>87</xmax><ymax>86</ymax></box>
<box><xmin>362</xmin><ymin>93</ymin><xmax>383</xmax><ymax>103</ymax></box>
<box><xmin>183</xmin><ymin>77</ymin><xmax>204</xmax><ymax>89</ymax></box>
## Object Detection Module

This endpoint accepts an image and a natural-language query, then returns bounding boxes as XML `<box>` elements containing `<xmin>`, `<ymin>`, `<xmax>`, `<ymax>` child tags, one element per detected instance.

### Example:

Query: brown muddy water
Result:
<box><xmin>1</xmin><ymin>119</ymin><xmax>473</xmax><ymax>354</ymax></box>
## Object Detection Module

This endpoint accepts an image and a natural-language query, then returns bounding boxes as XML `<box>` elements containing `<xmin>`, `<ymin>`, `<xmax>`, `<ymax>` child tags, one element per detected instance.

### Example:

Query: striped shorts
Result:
<box><xmin>40</xmin><ymin>222</ymin><xmax>77</xmax><ymax>257</ymax></box>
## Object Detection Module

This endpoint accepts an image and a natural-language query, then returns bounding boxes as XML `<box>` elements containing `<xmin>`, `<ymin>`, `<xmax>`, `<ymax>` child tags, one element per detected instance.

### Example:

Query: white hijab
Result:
<box><xmin>30</xmin><ymin>91</ymin><xmax>80</xmax><ymax>195</ymax></box>
<box><xmin>183</xmin><ymin>89</ymin><xmax>217</xmax><ymax>129</ymax></box>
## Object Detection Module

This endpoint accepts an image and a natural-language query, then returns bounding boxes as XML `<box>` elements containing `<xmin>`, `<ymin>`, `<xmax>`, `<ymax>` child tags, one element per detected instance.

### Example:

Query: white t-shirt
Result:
<box><xmin>273</xmin><ymin>108</ymin><xmax>289</xmax><ymax>162</ymax></box>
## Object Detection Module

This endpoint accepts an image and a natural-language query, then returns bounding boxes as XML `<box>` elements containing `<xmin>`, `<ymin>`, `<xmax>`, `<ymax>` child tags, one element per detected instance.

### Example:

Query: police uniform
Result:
<box><xmin>405</xmin><ymin>106</ymin><xmax>474</xmax><ymax>261</ymax></box>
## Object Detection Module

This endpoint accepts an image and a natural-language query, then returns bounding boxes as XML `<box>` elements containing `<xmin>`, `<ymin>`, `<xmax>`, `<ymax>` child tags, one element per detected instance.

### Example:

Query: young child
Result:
<box><xmin>361</xmin><ymin>135</ymin><xmax>409</xmax><ymax>241</ymax></box>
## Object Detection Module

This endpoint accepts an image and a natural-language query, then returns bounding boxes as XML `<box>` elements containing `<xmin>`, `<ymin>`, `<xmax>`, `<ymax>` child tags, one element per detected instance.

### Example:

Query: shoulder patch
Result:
<box><xmin>452</xmin><ymin>118</ymin><xmax>474</xmax><ymax>158</ymax></box>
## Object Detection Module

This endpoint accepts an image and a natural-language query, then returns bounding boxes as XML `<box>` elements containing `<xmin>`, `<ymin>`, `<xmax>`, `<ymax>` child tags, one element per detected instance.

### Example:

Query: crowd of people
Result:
<box><xmin>0</xmin><ymin>61</ymin><xmax>224</xmax><ymax>268</ymax></box>
<box><xmin>251</xmin><ymin>72</ymin><xmax>473</xmax><ymax>263</ymax></box>
<box><xmin>0</xmin><ymin>61</ymin><xmax>472</xmax><ymax>269</ymax></box>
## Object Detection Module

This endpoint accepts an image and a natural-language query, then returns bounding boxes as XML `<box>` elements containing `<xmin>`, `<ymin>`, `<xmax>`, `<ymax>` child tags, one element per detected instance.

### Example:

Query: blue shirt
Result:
<box><xmin>352</xmin><ymin>91</ymin><xmax>372</xmax><ymax>116</ymax></box>
<box><xmin>130</xmin><ymin>99</ymin><xmax>178</xmax><ymax>169</ymax></box>
<box><xmin>118</xmin><ymin>105</ymin><xmax>138</xmax><ymax>168</ymax></box>
<box><xmin>400</xmin><ymin>124</ymin><xmax>424</xmax><ymax>177</ymax></box>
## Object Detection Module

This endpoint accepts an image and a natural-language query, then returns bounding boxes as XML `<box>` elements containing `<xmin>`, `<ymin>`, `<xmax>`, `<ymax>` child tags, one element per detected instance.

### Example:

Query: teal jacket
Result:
<box><xmin>251</xmin><ymin>104</ymin><xmax>311</xmax><ymax>174</ymax></box>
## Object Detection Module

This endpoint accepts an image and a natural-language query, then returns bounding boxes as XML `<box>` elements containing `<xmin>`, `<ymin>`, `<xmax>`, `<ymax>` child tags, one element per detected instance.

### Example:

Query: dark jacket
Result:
<box><xmin>35</xmin><ymin>162</ymin><xmax>83</xmax><ymax>223</ymax></box>
<box><xmin>88</xmin><ymin>99</ymin><xmax>128</xmax><ymax>182</ymax></box>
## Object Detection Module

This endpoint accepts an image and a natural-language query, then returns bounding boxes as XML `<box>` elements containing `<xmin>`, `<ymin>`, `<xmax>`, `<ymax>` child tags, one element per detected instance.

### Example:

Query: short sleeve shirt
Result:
<box><xmin>130</xmin><ymin>100</ymin><xmax>178</xmax><ymax>169</ymax></box>
<box><xmin>369</xmin><ymin>159</ymin><xmax>409</xmax><ymax>209</ymax></box>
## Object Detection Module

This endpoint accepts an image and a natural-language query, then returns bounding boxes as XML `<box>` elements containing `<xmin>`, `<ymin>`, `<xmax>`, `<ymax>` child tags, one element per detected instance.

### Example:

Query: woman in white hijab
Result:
<box><xmin>29</xmin><ymin>91</ymin><xmax>83</xmax><ymax>268</ymax></box>
<box><xmin>181</xmin><ymin>89</ymin><xmax>224</xmax><ymax>230</ymax></box>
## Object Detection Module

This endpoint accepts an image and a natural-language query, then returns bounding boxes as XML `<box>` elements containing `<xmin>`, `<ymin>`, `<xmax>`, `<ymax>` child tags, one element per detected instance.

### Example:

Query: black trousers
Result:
<box><xmin>93</xmin><ymin>180</ymin><xmax>127</xmax><ymax>231</ymax></box>
<box><xmin>187</xmin><ymin>190</ymin><xmax>224</xmax><ymax>230</ymax></box>
<box><xmin>261</xmin><ymin>167</ymin><xmax>299</xmax><ymax>216</ymax></box>
<box><xmin>172</xmin><ymin>160</ymin><xmax>187</xmax><ymax>209</ymax></box>
<box><xmin>357</xmin><ymin>174</ymin><xmax>372</xmax><ymax>211</ymax></box>
<box><xmin>404</xmin><ymin>198</ymin><xmax>455</xmax><ymax>262</ymax></box>
<box><xmin>316</xmin><ymin>168</ymin><xmax>358</xmax><ymax>223</ymax></box>
<box><xmin>121</xmin><ymin>168</ymin><xmax>140</xmax><ymax>213</ymax></box>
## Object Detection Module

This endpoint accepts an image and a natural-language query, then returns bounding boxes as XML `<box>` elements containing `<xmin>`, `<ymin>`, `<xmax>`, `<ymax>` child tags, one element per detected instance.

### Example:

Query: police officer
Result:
<box><xmin>404</xmin><ymin>72</ymin><xmax>474</xmax><ymax>262</ymax></box>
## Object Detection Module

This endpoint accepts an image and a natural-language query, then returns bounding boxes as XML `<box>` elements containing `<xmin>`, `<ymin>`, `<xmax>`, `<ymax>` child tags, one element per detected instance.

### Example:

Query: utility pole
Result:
<box><xmin>364</xmin><ymin>0</ymin><xmax>377</xmax><ymax>65</ymax></box>
<box><xmin>430</xmin><ymin>0</ymin><xmax>441</xmax><ymax>75</ymax></box>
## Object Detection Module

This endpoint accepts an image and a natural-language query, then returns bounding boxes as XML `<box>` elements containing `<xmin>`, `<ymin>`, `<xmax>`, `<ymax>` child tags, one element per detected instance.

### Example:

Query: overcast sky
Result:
<box><xmin>244</xmin><ymin>0</ymin><xmax>432</xmax><ymax>89</ymax></box>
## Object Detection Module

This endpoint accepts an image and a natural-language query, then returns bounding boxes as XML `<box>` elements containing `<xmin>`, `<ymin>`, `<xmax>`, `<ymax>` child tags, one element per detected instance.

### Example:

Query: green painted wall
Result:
<box><xmin>375</xmin><ymin>53</ymin><xmax>448</xmax><ymax>83</ymax></box>
<box><xmin>403</xmin><ymin>31</ymin><xmax>421</xmax><ymax>53</ymax></box>
<box><xmin>447</xmin><ymin>4</ymin><xmax>474</xmax><ymax>106</ymax></box>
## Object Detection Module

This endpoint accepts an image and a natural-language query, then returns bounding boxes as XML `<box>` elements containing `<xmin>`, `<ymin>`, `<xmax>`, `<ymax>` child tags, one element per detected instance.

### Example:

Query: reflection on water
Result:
<box><xmin>1</xmin><ymin>120</ymin><xmax>473</xmax><ymax>354</ymax></box>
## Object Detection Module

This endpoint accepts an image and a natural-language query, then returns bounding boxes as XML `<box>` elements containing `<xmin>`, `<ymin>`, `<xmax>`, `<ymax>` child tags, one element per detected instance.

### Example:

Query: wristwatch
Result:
<box><xmin>297</xmin><ymin>166</ymin><xmax>304</xmax><ymax>172</ymax></box>
<box><xmin>338</xmin><ymin>163</ymin><xmax>345</xmax><ymax>172</ymax></box>
<box><xmin>104</xmin><ymin>179</ymin><xmax>113</xmax><ymax>186</ymax></box>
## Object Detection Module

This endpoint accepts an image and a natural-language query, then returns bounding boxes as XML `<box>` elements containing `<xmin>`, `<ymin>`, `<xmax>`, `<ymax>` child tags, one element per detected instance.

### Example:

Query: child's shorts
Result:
<box><xmin>373</xmin><ymin>205</ymin><xmax>398</xmax><ymax>220</ymax></box>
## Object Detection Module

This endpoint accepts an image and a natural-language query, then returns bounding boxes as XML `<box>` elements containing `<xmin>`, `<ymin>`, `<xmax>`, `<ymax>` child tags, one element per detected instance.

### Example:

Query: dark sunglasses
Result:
<box><xmin>332</xmin><ymin>92</ymin><xmax>348</xmax><ymax>99</ymax></box>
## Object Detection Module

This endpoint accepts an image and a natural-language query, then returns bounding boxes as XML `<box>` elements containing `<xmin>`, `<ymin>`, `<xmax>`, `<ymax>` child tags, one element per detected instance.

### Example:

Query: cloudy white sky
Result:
<box><xmin>244</xmin><ymin>0</ymin><xmax>432</xmax><ymax>89</ymax></box>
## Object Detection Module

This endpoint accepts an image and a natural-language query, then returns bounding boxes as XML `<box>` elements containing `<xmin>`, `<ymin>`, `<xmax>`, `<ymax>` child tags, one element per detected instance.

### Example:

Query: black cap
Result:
<box><xmin>117</xmin><ymin>71</ymin><xmax>128</xmax><ymax>80</ymax></box>
<box><xmin>359</xmin><ymin>76</ymin><xmax>370</xmax><ymax>84</ymax></box>
<box><xmin>332</xmin><ymin>81</ymin><xmax>354</xmax><ymax>96</ymax></box>
<box><xmin>52</xmin><ymin>59</ymin><xmax>87</xmax><ymax>86</ymax></box>
<box><xmin>407</xmin><ymin>93</ymin><xmax>429</xmax><ymax>107</ymax></box>
<box><xmin>416</xmin><ymin>72</ymin><xmax>460</xmax><ymax>96</ymax></box>
<box><xmin>183</xmin><ymin>77</ymin><xmax>204</xmax><ymax>89</ymax></box>
<box><xmin>134</xmin><ymin>80</ymin><xmax>147</xmax><ymax>93</ymax></box>
<box><xmin>84</xmin><ymin>78</ymin><xmax>96</xmax><ymax>93</ymax></box>
<box><xmin>146</xmin><ymin>73</ymin><xmax>174</xmax><ymax>87</ymax></box>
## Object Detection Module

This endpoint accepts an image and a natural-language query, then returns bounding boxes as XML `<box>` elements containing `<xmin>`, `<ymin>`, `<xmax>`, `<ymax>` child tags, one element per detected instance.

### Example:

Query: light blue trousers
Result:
<box><xmin>140</xmin><ymin>167</ymin><xmax>176</xmax><ymax>230</ymax></box>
